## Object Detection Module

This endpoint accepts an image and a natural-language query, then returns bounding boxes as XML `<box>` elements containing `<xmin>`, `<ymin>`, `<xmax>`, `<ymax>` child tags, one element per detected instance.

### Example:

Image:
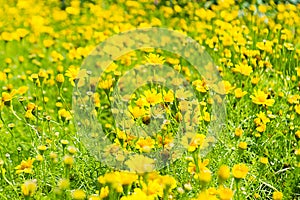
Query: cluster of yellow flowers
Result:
<box><xmin>0</xmin><ymin>0</ymin><xmax>299</xmax><ymax>199</ymax></box>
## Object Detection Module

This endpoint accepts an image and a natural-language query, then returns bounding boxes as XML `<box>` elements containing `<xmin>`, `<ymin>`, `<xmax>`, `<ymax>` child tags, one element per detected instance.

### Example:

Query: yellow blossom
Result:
<box><xmin>232</xmin><ymin>163</ymin><xmax>249</xmax><ymax>179</ymax></box>
<box><xmin>21</xmin><ymin>180</ymin><xmax>37</xmax><ymax>197</ymax></box>
<box><xmin>15</xmin><ymin>158</ymin><xmax>35</xmax><ymax>174</ymax></box>
<box><xmin>250</xmin><ymin>90</ymin><xmax>275</xmax><ymax>106</ymax></box>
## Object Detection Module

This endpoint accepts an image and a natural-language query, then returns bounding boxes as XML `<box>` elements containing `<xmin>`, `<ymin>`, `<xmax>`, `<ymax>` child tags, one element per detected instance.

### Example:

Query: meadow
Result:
<box><xmin>0</xmin><ymin>0</ymin><xmax>299</xmax><ymax>199</ymax></box>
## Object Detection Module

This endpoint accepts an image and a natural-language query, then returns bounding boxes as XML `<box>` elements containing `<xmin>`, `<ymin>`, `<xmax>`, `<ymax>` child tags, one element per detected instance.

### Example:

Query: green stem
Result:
<box><xmin>235</xmin><ymin>179</ymin><xmax>240</xmax><ymax>200</ymax></box>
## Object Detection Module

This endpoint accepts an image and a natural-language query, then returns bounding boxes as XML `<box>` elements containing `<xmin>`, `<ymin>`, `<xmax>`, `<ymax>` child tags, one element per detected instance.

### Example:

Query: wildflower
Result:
<box><xmin>36</xmin><ymin>154</ymin><xmax>43</xmax><ymax>162</ymax></box>
<box><xmin>56</xmin><ymin>74</ymin><xmax>65</xmax><ymax>85</ymax></box>
<box><xmin>99</xmin><ymin>186</ymin><xmax>109</xmax><ymax>199</ymax></box>
<box><xmin>232</xmin><ymin>62</ymin><xmax>253</xmax><ymax>76</ymax></box>
<box><xmin>259</xmin><ymin>157</ymin><xmax>268</xmax><ymax>164</ymax></box>
<box><xmin>163</xmin><ymin>89</ymin><xmax>174</xmax><ymax>103</ymax></box>
<box><xmin>61</xmin><ymin>139</ymin><xmax>69</xmax><ymax>146</ymax></box>
<box><xmin>63</xmin><ymin>155</ymin><xmax>74</xmax><ymax>167</ymax></box>
<box><xmin>218</xmin><ymin>187</ymin><xmax>233</xmax><ymax>200</ymax></box>
<box><xmin>98</xmin><ymin>77</ymin><xmax>113</xmax><ymax>90</ymax></box>
<box><xmin>121</xmin><ymin>188</ymin><xmax>152</xmax><ymax>200</ymax></box>
<box><xmin>58</xmin><ymin>109</ymin><xmax>72</xmax><ymax>122</ymax></box>
<box><xmin>38</xmin><ymin>145</ymin><xmax>47</xmax><ymax>152</ymax></box>
<box><xmin>272</xmin><ymin>191</ymin><xmax>283</xmax><ymax>200</ymax></box>
<box><xmin>136</xmin><ymin>137</ymin><xmax>155</xmax><ymax>153</ymax></box>
<box><xmin>65</xmin><ymin>65</ymin><xmax>79</xmax><ymax>85</ymax></box>
<box><xmin>1</xmin><ymin>90</ymin><xmax>17</xmax><ymax>106</ymax></box>
<box><xmin>67</xmin><ymin>146</ymin><xmax>77</xmax><ymax>154</ymax></box>
<box><xmin>238</xmin><ymin>142</ymin><xmax>247</xmax><ymax>150</ymax></box>
<box><xmin>296</xmin><ymin>130</ymin><xmax>300</xmax><ymax>139</ymax></box>
<box><xmin>125</xmin><ymin>154</ymin><xmax>155</xmax><ymax>173</ymax></box>
<box><xmin>213</xmin><ymin>80</ymin><xmax>235</xmax><ymax>95</ymax></box>
<box><xmin>15</xmin><ymin>158</ymin><xmax>35</xmax><ymax>174</ymax></box>
<box><xmin>71</xmin><ymin>189</ymin><xmax>86</xmax><ymax>200</ymax></box>
<box><xmin>234</xmin><ymin>88</ymin><xmax>247</xmax><ymax>98</ymax></box>
<box><xmin>192</xmin><ymin>79</ymin><xmax>208</xmax><ymax>93</ymax></box>
<box><xmin>296</xmin><ymin>67</ymin><xmax>300</xmax><ymax>77</ymax></box>
<box><xmin>160</xmin><ymin>175</ymin><xmax>177</xmax><ymax>192</ymax></box>
<box><xmin>251</xmin><ymin>76</ymin><xmax>260</xmax><ymax>85</ymax></box>
<box><xmin>143</xmin><ymin>89</ymin><xmax>162</xmax><ymax>105</ymax></box>
<box><xmin>129</xmin><ymin>106</ymin><xmax>146</xmax><ymax>119</ymax></box>
<box><xmin>21</xmin><ymin>180</ymin><xmax>37</xmax><ymax>197</ymax></box>
<box><xmin>295</xmin><ymin>104</ymin><xmax>300</xmax><ymax>114</ymax></box>
<box><xmin>38</xmin><ymin>69</ymin><xmax>48</xmax><ymax>82</ymax></box>
<box><xmin>256</xmin><ymin>40</ymin><xmax>273</xmax><ymax>53</ymax></box>
<box><xmin>185</xmin><ymin>133</ymin><xmax>206</xmax><ymax>152</ymax></box>
<box><xmin>188</xmin><ymin>158</ymin><xmax>210</xmax><ymax>175</ymax></box>
<box><xmin>195</xmin><ymin>170</ymin><xmax>212</xmax><ymax>184</ymax></box>
<box><xmin>145</xmin><ymin>53</ymin><xmax>165</xmax><ymax>64</ymax></box>
<box><xmin>218</xmin><ymin>165</ymin><xmax>230</xmax><ymax>181</ymax></box>
<box><xmin>57</xmin><ymin>178</ymin><xmax>70</xmax><ymax>190</ymax></box>
<box><xmin>235</xmin><ymin>128</ymin><xmax>243</xmax><ymax>137</ymax></box>
<box><xmin>232</xmin><ymin>163</ymin><xmax>249</xmax><ymax>179</ymax></box>
<box><xmin>250</xmin><ymin>90</ymin><xmax>275</xmax><ymax>106</ymax></box>
<box><xmin>17</xmin><ymin>86</ymin><xmax>29</xmax><ymax>95</ymax></box>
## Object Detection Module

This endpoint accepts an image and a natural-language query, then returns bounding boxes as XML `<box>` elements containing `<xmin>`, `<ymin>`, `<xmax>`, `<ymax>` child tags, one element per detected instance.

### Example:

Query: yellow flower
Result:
<box><xmin>143</xmin><ymin>89</ymin><xmax>162</xmax><ymax>105</ymax></box>
<box><xmin>129</xmin><ymin>106</ymin><xmax>146</xmax><ymax>119</ymax></box>
<box><xmin>136</xmin><ymin>137</ymin><xmax>155</xmax><ymax>153</ymax></box>
<box><xmin>254</xmin><ymin>112</ymin><xmax>270</xmax><ymax>125</ymax></box>
<box><xmin>163</xmin><ymin>89</ymin><xmax>174</xmax><ymax>103</ymax></box>
<box><xmin>36</xmin><ymin>154</ymin><xmax>43</xmax><ymax>162</ymax></box>
<box><xmin>195</xmin><ymin>170</ymin><xmax>212</xmax><ymax>184</ymax></box>
<box><xmin>160</xmin><ymin>175</ymin><xmax>177</xmax><ymax>191</ymax></box>
<box><xmin>56</xmin><ymin>74</ymin><xmax>65</xmax><ymax>83</ymax></box>
<box><xmin>251</xmin><ymin>76</ymin><xmax>260</xmax><ymax>85</ymax></box>
<box><xmin>218</xmin><ymin>165</ymin><xmax>230</xmax><ymax>181</ymax></box>
<box><xmin>218</xmin><ymin>187</ymin><xmax>233</xmax><ymax>200</ymax></box>
<box><xmin>272</xmin><ymin>191</ymin><xmax>283</xmax><ymax>200</ymax></box>
<box><xmin>98</xmin><ymin>77</ymin><xmax>113</xmax><ymax>90</ymax></box>
<box><xmin>192</xmin><ymin>79</ymin><xmax>208</xmax><ymax>93</ymax></box>
<box><xmin>232</xmin><ymin>63</ymin><xmax>253</xmax><ymax>76</ymax></box>
<box><xmin>295</xmin><ymin>104</ymin><xmax>300</xmax><ymax>114</ymax></box>
<box><xmin>125</xmin><ymin>155</ymin><xmax>155</xmax><ymax>173</ymax></box>
<box><xmin>65</xmin><ymin>65</ymin><xmax>79</xmax><ymax>85</ymax></box>
<box><xmin>100</xmin><ymin>186</ymin><xmax>109</xmax><ymax>199</ymax></box>
<box><xmin>71</xmin><ymin>189</ymin><xmax>86</xmax><ymax>200</ymax></box>
<box><xmin>43</xmin><ymin>39</ymin><xmax>54</xmax><ymax>48</ymax></box>
<box><xmin>67</xmin><ymin>146</ymin><xmax>77</xmax><ymax>154</ymax></box>
<box><xmin>57</xmin><ymin>178</ymin><xmax>70</xmax><ymax>190</ymax></box>
<box><xmin>259</xmin><ymin>157</ymin><xmax>268</xmax><ymax>164</ymax></box>
<box><xmin>145</xmin><ymin>53</ymin><xmax>165</xmax><ymax>65</ymax></box>
<box><xmin>63</xmin><ymin>155</ymin><xmax>74</xmax><ymax>167</ymax></box>
<box><xmin>121</xmin><ymin>188</ymin><xmax>153</xmax><ymax>200</ymax></box>
<box><xmin>256</xmin><ymin>40</ymin><xmax>273</xmax><ymax>53</ymax></box>
<box><xmin>296</xmin><ymin>67</ymin><xmax>300</xmax><ymax>77</ymax></box>
<box><xmin>58</xmin><ymin>109</ymin><xmax>72</xmax><ymax>121</ymax></box>
<box><xmin>21</xmin><ymin>180</ymin><xmax>37</xmax><ymax>197</ymax></box>
<box><xmin>17</xmin><ymin>86</ymin><xmax>29</xmax><ymax>95</ymax></box>
<box><xmin>187</xmin><ymin>133</ymin><xmax>206</xmax><ymax>152</ymax></box>
<box><xmin>234</xmin><ymin>88</ymin><xmax>247</xmax><ymax>98</ymax></box>
<box><xmin>250</xmin><ymin>90</ymin><xmax>275</xmax><ymax>106</ymax></box>
<box><xmin>213</xmin><ymin>81</ymin><xmax>235</xmax><ymax>95</ymax></box>
<box><xmin>235</xmin><ymin>128</ymin><xmax>243</xmax><ymax>137</ymax></box>
<box><xmin>238</xmin><ymin>142</ymin><xmax>247</xmax><ymax>150</ymax></box>
<box><xmin>188</xmin><ymin>158</ymin><xmax>210</xmax><ymax>174</ymax></box>
<box><xmin>2</xmin><ymin>90</ymin><xmax>17</xmax><ymax>106</ymax></box>
<box><xmin>38</xmin><ymin>145</ymin><xmax>47</xmax><ymax>151</ymax></box>
<box><xmin>296</xmin><ymin>130</ymin><xmax>300</xmax><ymax>139</ymax></box>
<box><xmin>232</xmin><ymin>163</ymin><xmax>249</xmax><ymax>179</ymax></box>
<box><xmin>141</xmin><ymin>179</ymin><xmax>162</xmax><ymax>197</ymax></box>
<box><xmin>15</xmin><ymin>158</ymin><xmax>35</xmax><ymax>174</ymax></box>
